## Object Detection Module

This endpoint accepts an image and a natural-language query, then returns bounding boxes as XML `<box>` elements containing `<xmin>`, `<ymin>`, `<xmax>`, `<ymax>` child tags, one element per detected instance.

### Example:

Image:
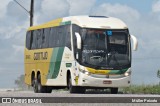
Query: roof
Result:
<box><xmin>28</xmin><ymin>16</ymin><xmax>128</xmax><ymax>31</ymax></box>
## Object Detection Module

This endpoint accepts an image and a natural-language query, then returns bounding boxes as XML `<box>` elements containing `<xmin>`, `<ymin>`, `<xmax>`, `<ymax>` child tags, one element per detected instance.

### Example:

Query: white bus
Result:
<box><xmin>24</xmin><ymin>16</ymin><xmax>138</xmax><ymax>93</ymax></box>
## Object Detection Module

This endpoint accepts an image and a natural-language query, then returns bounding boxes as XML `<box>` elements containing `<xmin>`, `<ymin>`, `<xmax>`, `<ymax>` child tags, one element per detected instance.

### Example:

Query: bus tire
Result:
<box><xmin>111</xmin><ymin>88</ymin><xmax>118</xmax><ymax>94</ymax></box>
<box><xmin>68</xmin><ymin>75</ymin><xmax>85</xmax><ymax>93</ymax></box>
<box><xmin>33</xmin><ymin>79</ymin><xmax>38</xmax><ymax>93</ymax></box>
<box><xmin>68</xmin><ymin>75</ymin><xmax>76</xmax><ymax>93</ymax></box>
<box><xmin>37</xmin><ymin>74</ymin><xmax>46</xmax><ymax>93</ymax></box>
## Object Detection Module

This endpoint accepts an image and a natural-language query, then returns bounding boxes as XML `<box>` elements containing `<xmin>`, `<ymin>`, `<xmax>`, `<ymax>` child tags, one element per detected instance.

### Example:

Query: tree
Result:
<box><xmin>15</xmin><ymin>74</ymin><xmax>30</xmax><ymax>90</ymax></box>
<box><xmin>157</xmin><ymin>70</ymin><xmax>160</xmax><ymax>85</ymax></box>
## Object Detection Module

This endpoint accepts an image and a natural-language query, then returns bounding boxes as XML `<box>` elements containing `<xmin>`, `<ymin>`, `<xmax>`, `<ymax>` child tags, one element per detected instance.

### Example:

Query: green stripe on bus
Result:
<box><xmin>51</xmin><ymin>47</ymin><xmax>64</xmax><ymax>78</ymax></box>
<box><xmin>108</xmin><ymin>68</ymin><xmax>128</xmax><ymax>74</ymax></box>
<box><xmin>47</xmin><ymin>47</ymin><xmax>64</xmax><ymax>79</ymax></box>
<box><xmin>60</xmin><ymin>21</ymin><xmax>71</xmax><ymax>25</ymax></box>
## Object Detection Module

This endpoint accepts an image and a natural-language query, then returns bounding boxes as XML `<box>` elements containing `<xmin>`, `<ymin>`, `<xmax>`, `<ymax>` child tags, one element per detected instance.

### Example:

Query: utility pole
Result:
<box><xmin>14</xmin><ymin>0</ymin><xmax>34</xmax><ymax>26</ymax></box>
<box><xmin>30</xmin><ymin>0</ymin><xmax>34</xmax><ymax>26</ymax></box>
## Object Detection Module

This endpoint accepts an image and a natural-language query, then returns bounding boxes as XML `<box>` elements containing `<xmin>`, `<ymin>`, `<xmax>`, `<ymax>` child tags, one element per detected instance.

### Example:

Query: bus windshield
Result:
<box><xmin>81</xmin><ymin>29</ymin><xmax>131</xmax><ymax>69</ymax></box>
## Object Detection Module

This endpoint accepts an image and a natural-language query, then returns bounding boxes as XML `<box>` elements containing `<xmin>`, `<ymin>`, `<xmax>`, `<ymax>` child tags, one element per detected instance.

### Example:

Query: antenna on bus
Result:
<box><xmin>14</xmin><ymin>0</ymin><xmax>34</xmax><ymax>26</ymax></box>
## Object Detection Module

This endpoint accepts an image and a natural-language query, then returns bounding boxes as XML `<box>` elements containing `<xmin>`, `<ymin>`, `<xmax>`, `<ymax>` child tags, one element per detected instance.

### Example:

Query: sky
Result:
<box><xmin>0</xmin><ymin>0</ymin><xmax>160</xmax><ymax>88</ymax></box>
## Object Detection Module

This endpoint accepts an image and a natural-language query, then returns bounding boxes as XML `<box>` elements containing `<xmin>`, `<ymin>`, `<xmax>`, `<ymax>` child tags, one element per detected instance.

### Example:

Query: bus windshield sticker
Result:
<box><xmin>107</xmin><ymin>30</ymin><xmax>112</xmax><ymax>36</ymax></box>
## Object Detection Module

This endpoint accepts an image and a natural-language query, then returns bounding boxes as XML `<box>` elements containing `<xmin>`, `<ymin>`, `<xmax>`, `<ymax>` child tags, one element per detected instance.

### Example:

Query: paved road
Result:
<box><xmin>0</xmin><ymin>90</ymin><xmax>160</xmax><ymax>106</ymax></box>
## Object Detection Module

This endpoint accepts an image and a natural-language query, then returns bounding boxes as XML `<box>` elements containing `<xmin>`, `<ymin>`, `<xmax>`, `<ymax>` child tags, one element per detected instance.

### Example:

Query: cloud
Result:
<box><xmin>12</xmin><ymin>44</ymin><xmax>24</xmax><ymax>56</ymax></box>
<box><xmin>6</xmin><ymin>1</ymin><xmax>30</xmax><ymax>24</ymax></box>
<box><xmin>36</xmin><ymin>0</ymin><xmax>69</xmax><ymax>24</ymax></box>
<box><xmin>67</xmin><ymin>0</ymin><xmax>96</xmax><ymax>15</ymax></box>
<box><xmin>0</xmin><ymin>0</ymin><xmax>11</xmax><ymax>19</ymax></box>
<box><xmin>92</xmin><ymin>3</ymin><xmax>140</xmax><ymax>23</ymax></box>
<box><xmin>35</xmin><ymin>0</ymin><xmax>96</xmax><ymax>24</ymax></box>
<box><xmin>152</xmin><ymin>0</ymin><xmax>160</xmax><ymax>12</ymax></box>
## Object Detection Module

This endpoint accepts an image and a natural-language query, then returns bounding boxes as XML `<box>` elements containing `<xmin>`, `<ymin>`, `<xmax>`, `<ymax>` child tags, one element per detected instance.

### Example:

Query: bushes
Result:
<box><xmin>121</xmin><ymin>84</ymin><xmax>160</xmax><ymax>94</ymax></box>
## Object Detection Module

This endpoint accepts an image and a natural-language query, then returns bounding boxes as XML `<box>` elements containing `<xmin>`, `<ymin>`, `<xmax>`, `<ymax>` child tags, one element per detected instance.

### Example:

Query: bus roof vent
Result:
<box><xmin>89</xmin><ymin>16</ymin><xmax>108</xmax><ymax>18</ymax></box>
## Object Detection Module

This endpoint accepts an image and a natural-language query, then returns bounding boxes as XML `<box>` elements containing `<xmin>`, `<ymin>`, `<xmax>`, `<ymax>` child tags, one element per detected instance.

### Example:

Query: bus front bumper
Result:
<box><xmin>78</xmin><ymin>73</ymin><xmax>131</xmax><ymax>88</ymax></box>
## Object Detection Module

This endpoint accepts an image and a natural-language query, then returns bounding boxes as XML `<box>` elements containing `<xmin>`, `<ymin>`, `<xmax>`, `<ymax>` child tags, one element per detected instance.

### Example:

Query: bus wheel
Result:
<box><xmin>111</xmin><ymin>88</ymin><xmax>118</xmax><ymax>94</ymax></box>
<box><xmin>37</xmin><ymin>74</ymin><xmax>46</xmax><ymax>93</ymax></box>
<box><xmin>68</xmin><ymin>75</ymin><xmax>85</xmax><ymax>93</ymax></box>
<box><xmin>33</xmin><ymin>79</ymin><xmax>38</xmax><ymax>93</ymax></box>
<box><xmin>68</xmin><ymin>75</ymin><xmax>76</xmax><ymax>93</ymax></box>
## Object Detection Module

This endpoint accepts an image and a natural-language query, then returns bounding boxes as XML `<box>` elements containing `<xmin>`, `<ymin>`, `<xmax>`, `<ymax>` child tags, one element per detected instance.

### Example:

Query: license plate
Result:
<box><xmin>103</xmin><ymin>80</ymin><xmax>112</xmax><ymax>84</ymax></box>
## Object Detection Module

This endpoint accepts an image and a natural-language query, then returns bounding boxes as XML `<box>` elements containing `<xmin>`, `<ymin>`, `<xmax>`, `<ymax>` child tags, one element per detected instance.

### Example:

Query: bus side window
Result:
<box><xmin>37</xmin><ymin>29</ymin><xmax>42</xmax><ymax>49</ymax></box>
<box><xmin>59</xmin><ymin>26</ymin><xmax>66</xmax><ymax>47</ymax></box>
<box><xmin>57</xmin><ymin>27</ymin><xmax>61</xmax><ymax>47</ymax></box>
<box><xmin>65</xmin><ymin>25</ymin><xmax>71</xmax><ymax>50</ymax></box>
<box><xmin>49</xmin><ymin>27</ymin><xmax>56</xmax><ymax>48</ymax></box>
<box><xmin>42</xmin><ymin>28</ymin><xmax>50</xmax><ymax>48</ymax></box>
<box><xmin>31</xmin><ymin>30</ymin><xmax>38</xmax><ymax>49</ymax></box>
<box><xmin>26</xmin><ymin>31</ymin><xmax>31</xmax><ymax>50</ymax></box>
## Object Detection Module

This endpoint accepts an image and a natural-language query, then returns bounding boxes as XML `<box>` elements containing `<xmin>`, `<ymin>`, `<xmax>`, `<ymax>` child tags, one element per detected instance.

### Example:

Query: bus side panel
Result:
<box><xmin>24</xmin><ymin>63</ymin><xmax>32</xmax><ymax>85</ymax></box>
<box><xmin>24</xmin><ymin>48</ymin><xmax>37</xmax><ymax>85</ymax></box>
<box><xmin>45</xmin><ymin>47</ymin><xmax>74</xmax><ymax>86</ymax></box>
<box><xmin>24</xmin><ymin>48</ymin><xmax>53</xmax><ymax>86</ymax></box>
<box><xmin>33</xmin><ymin>48</ymin><xmax>53</xmax><ymax>85</ymax></box>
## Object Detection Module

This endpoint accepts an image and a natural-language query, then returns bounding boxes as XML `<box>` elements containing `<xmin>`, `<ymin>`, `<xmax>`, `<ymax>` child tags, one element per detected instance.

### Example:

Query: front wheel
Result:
<box><xmin>68</xmin><ymin>75</ymin><xmax>85</xmax><ymax>94</ymax></box>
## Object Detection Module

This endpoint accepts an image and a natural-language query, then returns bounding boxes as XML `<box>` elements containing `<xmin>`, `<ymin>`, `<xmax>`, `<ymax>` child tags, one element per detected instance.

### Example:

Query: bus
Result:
<box><xmin>24</xmin><ymin>16</ymin><xmax>138</xmax><ymax>94</ymax></box>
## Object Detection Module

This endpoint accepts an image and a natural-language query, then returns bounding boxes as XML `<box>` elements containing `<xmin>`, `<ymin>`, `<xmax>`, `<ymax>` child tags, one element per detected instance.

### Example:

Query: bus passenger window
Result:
<box><xmin>37</xmin><ymin>29</ymin><xmax>42</xmax><ymax>49</ymax></box>
<box><xmin>26</xmin><ymin>31</ymin><xmax>31</xmax><ymax>49</ymax></box>
<box><xmin>31</xmin><ymin>30</ymin><xmax>38</xmax><ymax>49</ymax></box>
<box><xmin>42</xmin><ymin>28</ymin><xmax>50</xmax><ymax>48</ymax></box>
<box><xmin>65</xmin><ymin>25</ymin><xmax>71</xmax><ymax>50</ymax></box>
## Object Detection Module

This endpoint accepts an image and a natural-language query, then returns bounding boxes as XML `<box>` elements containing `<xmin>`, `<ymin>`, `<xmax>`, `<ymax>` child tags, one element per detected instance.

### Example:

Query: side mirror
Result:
<box><xmin>131</xmin><ymin>35</ymin><xmax>138</xmax><ymax>51</ymax></box>
<box><xmin>75</xmin><ymin>32</ymin><xmax>82</xmax><ymax>49</ymax></box>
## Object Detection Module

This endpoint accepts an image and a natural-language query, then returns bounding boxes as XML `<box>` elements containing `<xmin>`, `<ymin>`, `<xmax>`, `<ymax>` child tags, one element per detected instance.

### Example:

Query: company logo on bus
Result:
<box><xmin>34</xmin><ymin>52</ymin><xmax>48</xmax><ymax>60</ymax></box>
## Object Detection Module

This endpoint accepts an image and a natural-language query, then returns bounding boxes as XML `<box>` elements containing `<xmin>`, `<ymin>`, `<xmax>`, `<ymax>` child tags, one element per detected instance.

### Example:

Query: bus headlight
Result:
<box><xmin>79</xmin><ymin>66</ymin><xmax>91</xmax><ymax>75</ymax></box>
<box><xmin>80</xmin><ymin>69</ymin><xmax>91</xmax><ymax>75</ymax></box>
<box><xmin>124</xmin><ymin>68</ymin><xmax>131</xmax><ymax>77</ymax></box>
<box><xmin>84</xmin><ymin>71</ymin><xmax>90</xmax><ymax>75</ymax></box>
<box><xmin>82</xmin><ymin>70</ymin><xmax>91</xmax><ymax>75</ymax></box>
<box><xmin>124</xmin><ymin>72</ymin><xmax>129</xmax><ymax>76</ymax></box>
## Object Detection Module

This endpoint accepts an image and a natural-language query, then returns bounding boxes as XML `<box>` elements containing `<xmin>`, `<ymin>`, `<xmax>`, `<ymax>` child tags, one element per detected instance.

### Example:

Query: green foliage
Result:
<box><xmin>121</xmin><ymin>84</ymin><xmax>160</xmax><ymax>94</ymax></box>
<box><xmin>157</xmin><ymin>70</ymin><xmax>160</xmax><ymax>78</ymax></box>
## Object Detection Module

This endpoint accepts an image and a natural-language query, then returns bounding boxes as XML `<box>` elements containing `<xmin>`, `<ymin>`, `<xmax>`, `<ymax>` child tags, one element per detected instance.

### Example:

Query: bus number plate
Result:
<box><xmin>103</xmin><ymin>80</ymin><xmax>112</xmax><ymax>84</ymax></box>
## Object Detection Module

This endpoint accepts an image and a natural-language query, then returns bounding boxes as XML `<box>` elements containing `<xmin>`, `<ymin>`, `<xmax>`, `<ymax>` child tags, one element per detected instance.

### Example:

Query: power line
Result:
<box><xmin>13</xmin><ymin>0</ymin><xmax>34</xmax><ymax>26</ymax></box>
<box><xmin>14</xmin><ymin>0</ymin><xmax>30</xmax><ymax>14</ymax></box>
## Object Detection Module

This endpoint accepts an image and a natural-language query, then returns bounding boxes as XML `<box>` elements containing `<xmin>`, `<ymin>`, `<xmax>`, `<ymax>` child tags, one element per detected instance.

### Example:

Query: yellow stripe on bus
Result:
<box><xmin>28</xmin><ymin>18</ymin><xmax>63</xmax><ymax>31</ymax></box>
<box><xmin>86</xmin><ymin>67</ymin><xmax>110</xmax><ymax>74</ymax></box>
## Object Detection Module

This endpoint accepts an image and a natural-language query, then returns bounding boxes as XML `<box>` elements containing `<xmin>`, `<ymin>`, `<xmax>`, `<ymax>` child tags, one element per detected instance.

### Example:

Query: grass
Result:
<box><xmin>120</xmin><ymin>84</ymin><xmax>160</xmax><ymax>94</ymax></box>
